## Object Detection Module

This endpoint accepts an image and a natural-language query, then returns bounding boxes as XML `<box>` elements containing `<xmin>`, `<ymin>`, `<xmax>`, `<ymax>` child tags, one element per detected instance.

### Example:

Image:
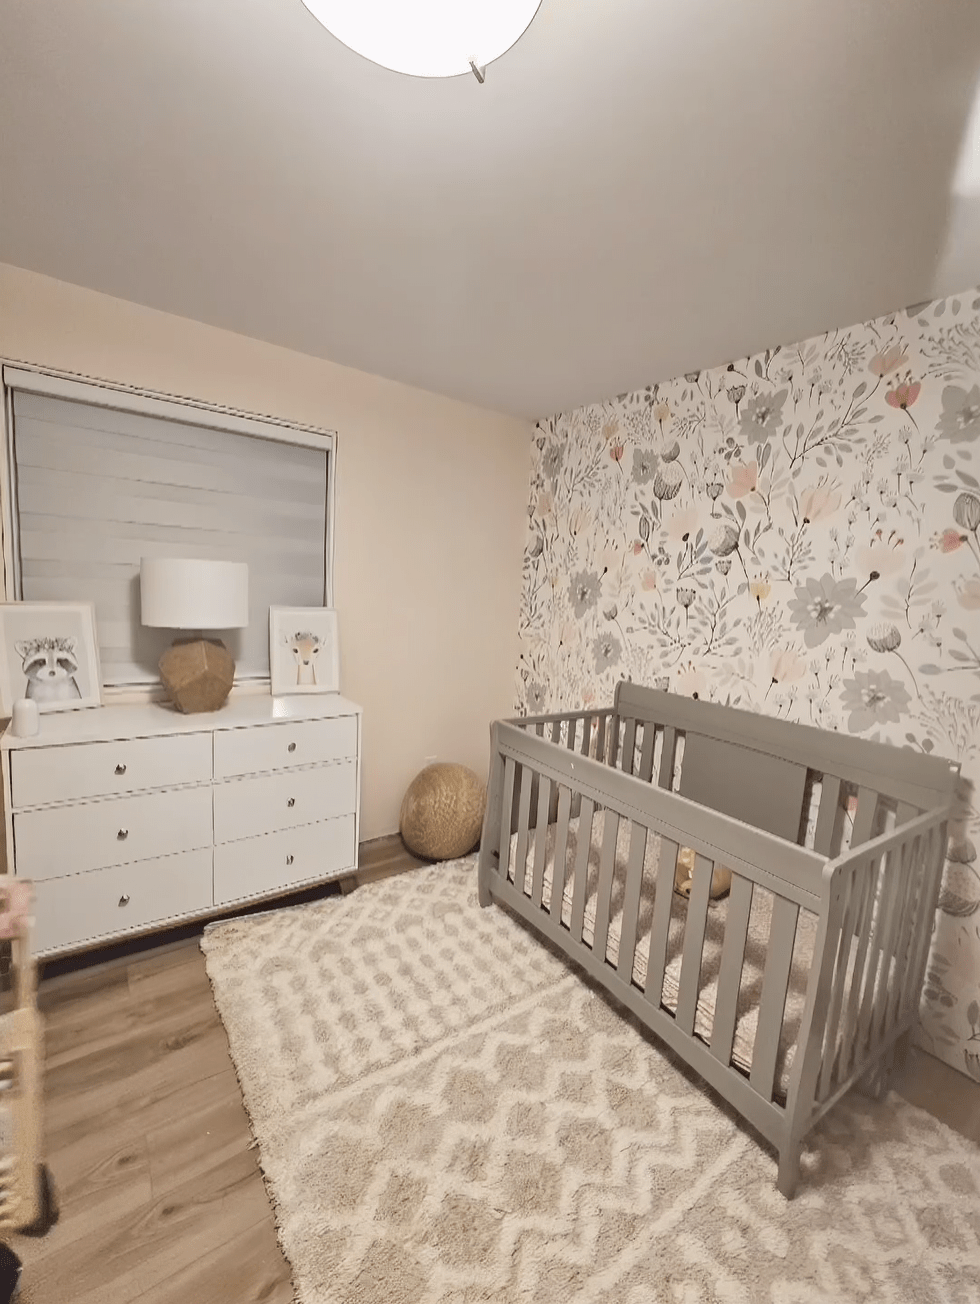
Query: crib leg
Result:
<box><xmin>776</xmin><ymin>1140</ymin><xmax>802</xmax><ymax>1199</ymax></box>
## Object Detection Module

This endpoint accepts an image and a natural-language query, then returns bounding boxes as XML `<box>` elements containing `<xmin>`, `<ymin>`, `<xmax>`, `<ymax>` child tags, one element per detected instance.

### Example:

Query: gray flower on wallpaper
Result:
<box><xmin>840</xmin><ymin>668</ymin><xmax>912</xmax><ymax>733</ymax></box>
<box><xmin>593</xmin><ymin>633</ymin><xmax>622</xmax><ymax>673</ymax></box>
<box><xmin>543</xmin><ymin>443</ymin><xmax>564</xmax><ymax>481</ymax></box>
<box><xmin>569</xmin><ymin>570</ymin><xmax>602</xmax><ymax>617</ymax></box>
<box><xmin>738</xmin><ymin>388</ymin><xmax>788</xmax><ymax>443</ymax></box>
<box><xmin>653</xmin><ymin>463</ymin><xmax>684</xmax><ymax>500</ymax></box>
<box><xmin>938</xmin><ymin>841</ymin><xmax>980</xmax><ymax>917</ymax></box>
<box><xmin>525</xmin><ymin>681</ymin><xmax>548</xmax><ymax>714</ymax></box>
<box><xmin>787</xmin><ymin>573</ymin><xmax>867</xmax><ymax>647</ymax></box>
<box><xmin>632</xmin><ymin>448</ymin><xmax>659</xmax><ymax>484</ymax></box>
<box><xmin>937</xmin><ymin>384</ymin><xmax>980</xmax><ymax>443</ymax></box>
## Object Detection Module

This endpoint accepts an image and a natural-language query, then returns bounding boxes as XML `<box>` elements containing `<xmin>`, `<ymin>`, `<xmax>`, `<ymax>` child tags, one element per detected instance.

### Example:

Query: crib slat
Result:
<box><xmin>710</xmin><ymin>874</ymin><xmax>754</xmax><ymax>1066</ymax></box>
<box><xmin>850</xmin><ymin>786</ymin><xmax>880</xmax><ymax>849</ymax></box>
<box><xmin>616</xmin><ymin>821</ymin><xmax>648</xmax><ymax>983</ymax></box>
<box><xmin>593</xmin><ymin>811</ymin><xmax>621</xmax><ymax>963</ymax></box>
<box><xmin>530</xmin><ymin>769</ymin><xmax>553</xmax><ymax>909</ymax></box>
<box><xmin>497</xmin><ymin>755</ymin><xmax>518</xmax><ymax>883</ymax></box>
<box><xmin>513</xmin><ymin>764</ymin><xmax>534</xmax><ymax>894</ymax></box>
<box><xmin>750</xmin><ymin>895</ymin><xmax>800</xmax><ymax>1100</ymax></box>
<box><xmin>595</xmin><ymin>714</ymin><xmax>607</xmax><ymax>767</ymax></box>
<box><xmin>569</xmin><ymin>798</ymin><xmax>596</xmax><ymax>943</ymax></box>
<box><xmin>817</xmin><ymin>866</ymin><xmax>861</xmax><ymax>1100</ymax></box>
<box><xmin>547</xmin><ymin>721</ymin><xmax>563</xmax><ymax>822</ymax></box>
<box><xmin>813</xmin><ymin>775</ymin><xmax>844</xmax><ymax>857</ymax></box>
<box><xmin>657</xmin><ymin>727</ymin><xmax>677</xmax><ymax>790</ymax></box>
<box><xmin>676</xmin><ymin>853</ymin><xmax>713</xmax><ymax>1037</ymax></box>
<box><xmin>637</xmin><ymin>722</ymin><xmax>657</xmax><ymax>783</ymax></box>
<box><xmin>855</xmin><ymin>846</ymin><xmax>904</xmax><ymax>1062</ymax></box>
<box><xmin>605</xmin><ymin>714</ymin><xmax>620</xmax><ymax>767</ymax></box>
<box><xmin>865</xmin><ymin>842</ymin><xmax>911</xmax><ymax>1059</ymax></box>
<box><xmin>565</xmin><ymin>718</ymin><xmax>579</xmax><ymax>752</ymax></box>
<box><xmin>890</xmin><ymin>830</ymin><xmax>923</xmax><ymax>1024</ymax></box>
<box><xmin>902</xmin><ymin>825</ymin><xmax>945</xmax><ymax>1021</ymax></box>
<box><xmin>645</xmin><ymin>838</ymin><xmax>679</xmax><ymax>1007</ymax></box>
<box><xmin>833</xmin><ymin>857</ymin><xmax>881</xmax><ymax>1087</ymax></box>
<box><xmin>580</xmin><ymin>714</ymin><xmax>594</xmax><ymax>759</ymax></box>
<box><xmin>549</xmin><ymin>784</ymin><xmax>572</xmax><ymax>920</ymax></box>
<box><xmin>621</xmin><ymin>718</ymin><xmax>637</xmax><ymax>775</ymax></box>
<box><xmin>880</xmin><ymin>833</ymin><xmax>919</xmax><ymax>1042</ymax></box>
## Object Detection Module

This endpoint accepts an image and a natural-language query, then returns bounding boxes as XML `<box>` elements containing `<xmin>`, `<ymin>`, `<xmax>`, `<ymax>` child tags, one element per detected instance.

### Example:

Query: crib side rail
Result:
<box><xmin>477</xmin><ymin>719</ymin><xmax>831</xmax><ymax>1160</ymax></box>
<box><xmin>481</xmin><ymin>720</ymin><xmax>827</xmax><ymax>908</ymax></box>
<box><xmin>785</xmin><ymin>806</ymin><xmax>950</xmax><ymax>1134</ymax></box>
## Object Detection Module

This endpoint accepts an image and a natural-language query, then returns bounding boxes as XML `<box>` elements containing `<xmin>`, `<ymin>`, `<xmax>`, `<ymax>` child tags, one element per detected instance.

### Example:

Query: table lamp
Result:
<box><xmin>140</xmin><ymin>558</ymin><xmax>249</xmax><ymax>713</ymax></box>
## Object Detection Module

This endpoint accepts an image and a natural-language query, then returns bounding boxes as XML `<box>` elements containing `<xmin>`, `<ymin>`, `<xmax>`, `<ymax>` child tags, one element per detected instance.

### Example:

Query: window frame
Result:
<box><xmin>0</xmin><ymin>362</ymin><xmax>338</xmax><ymax>695</ymax></box>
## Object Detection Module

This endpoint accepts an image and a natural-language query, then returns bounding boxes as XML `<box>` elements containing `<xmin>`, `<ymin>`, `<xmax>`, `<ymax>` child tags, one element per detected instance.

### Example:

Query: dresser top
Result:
<box><xmin>1</xmin><ymin>690</ymin><xmax>362</xmax><ymax>750</ymax></box>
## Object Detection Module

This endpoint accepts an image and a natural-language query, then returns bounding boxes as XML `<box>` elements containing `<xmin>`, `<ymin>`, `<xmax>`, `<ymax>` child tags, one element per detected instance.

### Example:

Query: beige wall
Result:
<box><xmin>0</xmin><ymin>262</ymin><xmax>532</xmax><ymax>840</ymax></box>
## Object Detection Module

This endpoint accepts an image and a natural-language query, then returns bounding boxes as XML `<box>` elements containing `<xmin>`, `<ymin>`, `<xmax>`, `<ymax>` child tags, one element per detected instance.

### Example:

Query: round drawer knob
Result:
<box><xmin>118</xmin><ymin>894</ymin><xmax>131</xmax><ymax>907</ymax></box>
<box><xmin>287</xmin><ymin>742</ymin><xmax>297</xmax><ymax>754</ymax></box>
<box><xmin>117</xmin><ymin>828</ymin><xmax>129</xmax><ymax>840</ymax></box>
<box><xmin>286</xmin><ymin>854</ymin><xmax>294</xmax><ymax>866</ymax></box>
<box><xmin>287</xmin><ymin>797</ymin><xmax>296</xmax><ymax>808</ymax></box>
<box><xmin>115</xmin><ymin>763</ymin><xmax>127</xmax><ymax>776</ymax></box>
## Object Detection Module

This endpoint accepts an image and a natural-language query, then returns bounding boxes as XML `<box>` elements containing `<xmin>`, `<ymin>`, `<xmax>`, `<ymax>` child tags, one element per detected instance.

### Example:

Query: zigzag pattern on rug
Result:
<box><xmin>202</xmin><ymin>859</ymin><xmax>980</xmax><ymax>1304</ymax></box>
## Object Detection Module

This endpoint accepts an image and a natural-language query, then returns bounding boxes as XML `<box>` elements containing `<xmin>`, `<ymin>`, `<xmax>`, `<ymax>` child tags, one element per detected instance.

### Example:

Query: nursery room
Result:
<box><xmin>1</xmin><ymin>1</ymin><xmax>980</xmax><ymax>1301</ymax></box>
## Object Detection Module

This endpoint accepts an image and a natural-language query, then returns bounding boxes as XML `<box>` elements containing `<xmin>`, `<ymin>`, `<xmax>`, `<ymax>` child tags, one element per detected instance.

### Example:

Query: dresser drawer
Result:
<box><xmin>213</xmin><ymin>761</ymin><xmax>356</xmax><ymax>844</ymax></box>
<box><xmin>10</xmin><ymin>732</ymin><xmax>212</xmax><ymax>808</ymax></box>
<box><xmin>213</xmin><ymin>715</ymin><xmax>357</xmax><ymax>779</ymax></box>
<box><xmin>214</xmin><ymin>814</ymin><xmax>355</xmax><ymax>905</ymax></box>
<box><xmin>14</xmin><ymin>786</ymin><xmax>213</xmax><ymax>880</ymax></box>
<box><xmin>31</xmin><ymin>848</ymin><xmax>213</xmax><ymax>955</ymax></box>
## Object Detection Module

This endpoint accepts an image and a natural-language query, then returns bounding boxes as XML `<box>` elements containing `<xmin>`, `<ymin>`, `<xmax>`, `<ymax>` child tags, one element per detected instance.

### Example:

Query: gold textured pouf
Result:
<box><xmin>400</xmin><ymin>763</ymin><xmax>487</xmax><ymax>861</ymax></box>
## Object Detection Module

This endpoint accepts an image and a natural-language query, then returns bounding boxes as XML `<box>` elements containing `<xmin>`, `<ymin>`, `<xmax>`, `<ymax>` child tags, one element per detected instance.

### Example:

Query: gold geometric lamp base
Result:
<box><xmin>158</xmin><ymin>639</ymin><xmax>236</xmax><ymax>714</ymax></box>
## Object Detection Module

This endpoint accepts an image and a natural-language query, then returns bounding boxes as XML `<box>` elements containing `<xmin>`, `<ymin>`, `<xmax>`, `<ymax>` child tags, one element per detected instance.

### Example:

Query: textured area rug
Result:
<box><xmin>202</xmin><ymin>859</ymin><xmax>980</xmax><ymax>1304</ymax></box>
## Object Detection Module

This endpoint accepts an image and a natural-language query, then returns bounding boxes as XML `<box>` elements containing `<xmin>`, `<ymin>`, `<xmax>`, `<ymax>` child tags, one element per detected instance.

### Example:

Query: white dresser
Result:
<box><xmin>0</xmin><ymin>694</ymin><xmax>361</xmax><ymax>957</ymax></box>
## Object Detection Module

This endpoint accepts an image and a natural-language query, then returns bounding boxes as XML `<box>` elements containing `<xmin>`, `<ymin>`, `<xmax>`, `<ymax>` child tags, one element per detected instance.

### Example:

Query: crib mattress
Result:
<box><xmin>508</xmin><ymin>812</ymin><xmax>820</xmax><ymax>1098</ymax></box>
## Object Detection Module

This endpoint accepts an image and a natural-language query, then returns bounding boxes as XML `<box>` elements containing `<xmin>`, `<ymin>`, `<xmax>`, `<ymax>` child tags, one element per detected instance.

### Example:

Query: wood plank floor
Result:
<box><xmin>8</xmin><ymin>835</ymin><xmax>427</xmax><ymax>1304</ymax></box>
<box><xmin>7</xmin><ymin>835</ymin><xmax>980</xmax><ymax>1302</ymax></box>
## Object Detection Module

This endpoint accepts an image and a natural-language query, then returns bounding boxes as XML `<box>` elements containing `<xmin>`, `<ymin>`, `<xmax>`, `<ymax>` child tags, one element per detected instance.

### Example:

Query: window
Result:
<box><xmin>1</xmin><ymin>366</ymin><xmax>336</xmax><ymax>688</ymax></box>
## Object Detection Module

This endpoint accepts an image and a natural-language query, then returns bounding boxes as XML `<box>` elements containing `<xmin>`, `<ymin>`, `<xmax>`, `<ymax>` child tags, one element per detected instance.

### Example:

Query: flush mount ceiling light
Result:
<box><xmin>300</xmin><ymin>0</ymin><xmax>542</xmax><ymax>81</ymax></box>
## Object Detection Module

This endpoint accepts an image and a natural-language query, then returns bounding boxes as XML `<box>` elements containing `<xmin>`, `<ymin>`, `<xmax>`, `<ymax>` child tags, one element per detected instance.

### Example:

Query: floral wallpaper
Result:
<box><xmin>517</xmin><ymin>288</ymin><xmax>980</xmax><ymax>1079</ymax></box>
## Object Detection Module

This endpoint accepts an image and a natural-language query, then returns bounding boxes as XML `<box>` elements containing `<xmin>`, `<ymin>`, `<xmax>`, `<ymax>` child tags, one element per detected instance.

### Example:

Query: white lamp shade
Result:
<box><xmin>140</xmin><ymin>558</ymin><xmax>249</xmax><ymax>630</ymax></box>
<box><xmin>300</xmin><ymin>0</ymin><xmax>541</xmax><ymax>78</ymax></box>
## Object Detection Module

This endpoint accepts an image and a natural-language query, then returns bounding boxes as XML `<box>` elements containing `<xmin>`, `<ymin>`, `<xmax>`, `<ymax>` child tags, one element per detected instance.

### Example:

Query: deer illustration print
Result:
<box><xmin>15</xmin><ymin>636</ymin><xmax>82</xmax><ymax>704</ymax></box>
<box><xmin>283</xmin><ymin>630</ymin><xmax>322</xmax><ymax>686</ymax></box>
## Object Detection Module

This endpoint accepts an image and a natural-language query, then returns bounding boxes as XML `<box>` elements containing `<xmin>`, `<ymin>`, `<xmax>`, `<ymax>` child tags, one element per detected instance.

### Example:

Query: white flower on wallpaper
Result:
<box><xmin>517</xmin><ymin>288</ymin><xmax>980</xmax><ymax>1079</ymax></box>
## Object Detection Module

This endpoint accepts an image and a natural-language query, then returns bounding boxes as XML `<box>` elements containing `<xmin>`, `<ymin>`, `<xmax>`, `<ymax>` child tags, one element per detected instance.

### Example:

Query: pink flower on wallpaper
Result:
<box><xmin>885</xmin><ymin>378</ymin><xmax>921</xmax><ymax>411</ymax></box>
<box><xmin>856</xmin><ymin>543</ymin><xmax>906</xmax><ymax>578</ymax></box>
<box><xmin>727</xmin><ymin>460</ymin><xmax>758</xmax><ymax>499</ymax></box>
<box><xmin>769</xmin><ymin>648</ymin><xmax>807</xmax><ymax>684</ymax></box>
<box><xmin>868</xmin><ymin>344</ymin><xmax>907</xmax><ymax>377</ymax></box>
<box><xmin>666</xmin><ymin>505</ymin><xmax>701</xmax><ymax>541</ymax></box>
<box><xmin>798</xmin><ymin>480</ymin><xmax>842</xmax><ymax>523</ymax></box>
<box><xmin>935</xmin><ymin>529</ymin><xmax>967</xmax><ymax>554</ymax></box>
<box><xmin>674</xmin><ymin>663</ymin><xmax>707</xmax><ymax>698</ymax></box>
<box><xmin>956</xmin><ymin>577</ymin><xmax>980</xmax><ymax>609</ymax></box>
<box><xmin>610</xmin><ymin>443</ymin><xmax>625</xmax><ymax>462</ymax></box>
<box><xmin>640</xmin><ymin>569</ymin><xmax>658</xmax><ymax>591</ymax></box>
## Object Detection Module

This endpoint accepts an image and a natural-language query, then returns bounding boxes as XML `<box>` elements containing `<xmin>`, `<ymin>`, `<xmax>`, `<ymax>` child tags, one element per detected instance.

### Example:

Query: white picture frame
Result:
<box><xmin>0</xmin><ymin>601</ymin><xmax>102</xmax><ymax>716</ymax></box>
<box><xmin>269</xmin><ymin>607</ymin><xmax>340</xmax><ymax>696</ymax></box>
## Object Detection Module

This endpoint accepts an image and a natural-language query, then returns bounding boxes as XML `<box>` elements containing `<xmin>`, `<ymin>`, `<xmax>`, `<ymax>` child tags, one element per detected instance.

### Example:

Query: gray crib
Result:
<box><xmin>477</xmin><ymin>681</ymin><xmax>959</xmax><ymax>1197</ymax></box>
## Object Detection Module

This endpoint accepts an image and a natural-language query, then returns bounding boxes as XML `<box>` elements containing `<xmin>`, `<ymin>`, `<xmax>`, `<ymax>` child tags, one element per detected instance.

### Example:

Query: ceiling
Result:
<box><xmin>2</xmin><ymin>0</ymin><xmax>980</xmax><ymax>420</ymax></box>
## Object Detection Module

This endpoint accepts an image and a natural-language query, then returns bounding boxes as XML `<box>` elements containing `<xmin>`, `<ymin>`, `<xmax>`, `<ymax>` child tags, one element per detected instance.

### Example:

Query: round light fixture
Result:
<box><xmin>300</xmin><ymin>0</ymin><xmax>542</xmax><ymax>79</ymax></box>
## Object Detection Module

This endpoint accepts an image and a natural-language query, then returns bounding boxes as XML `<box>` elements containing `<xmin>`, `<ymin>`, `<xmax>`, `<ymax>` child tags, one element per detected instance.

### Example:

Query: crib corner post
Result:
<box><xmin>477</xmin><ymin>723</ymin><xmax>504</xmax><ymax>909</ymax></box>
<box><xmin>776</xmin><ymin>1140</ymin><xmax>802</xmax><ymax>1199</ymax></box>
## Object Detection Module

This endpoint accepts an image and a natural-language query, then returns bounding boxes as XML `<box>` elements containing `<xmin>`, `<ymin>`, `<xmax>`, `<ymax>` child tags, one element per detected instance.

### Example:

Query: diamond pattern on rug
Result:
<box><xmin>202</xmin><ymin>859</ymin><xmax>980</xmax><ymax>1304</ymax></box>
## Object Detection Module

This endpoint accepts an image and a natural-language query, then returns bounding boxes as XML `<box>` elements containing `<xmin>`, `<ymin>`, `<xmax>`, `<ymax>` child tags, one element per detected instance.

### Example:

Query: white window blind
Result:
<box><xmin>4</xmin><ymin>371</ymin><xmax>334</xmax><ymax>686</ymax></box>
